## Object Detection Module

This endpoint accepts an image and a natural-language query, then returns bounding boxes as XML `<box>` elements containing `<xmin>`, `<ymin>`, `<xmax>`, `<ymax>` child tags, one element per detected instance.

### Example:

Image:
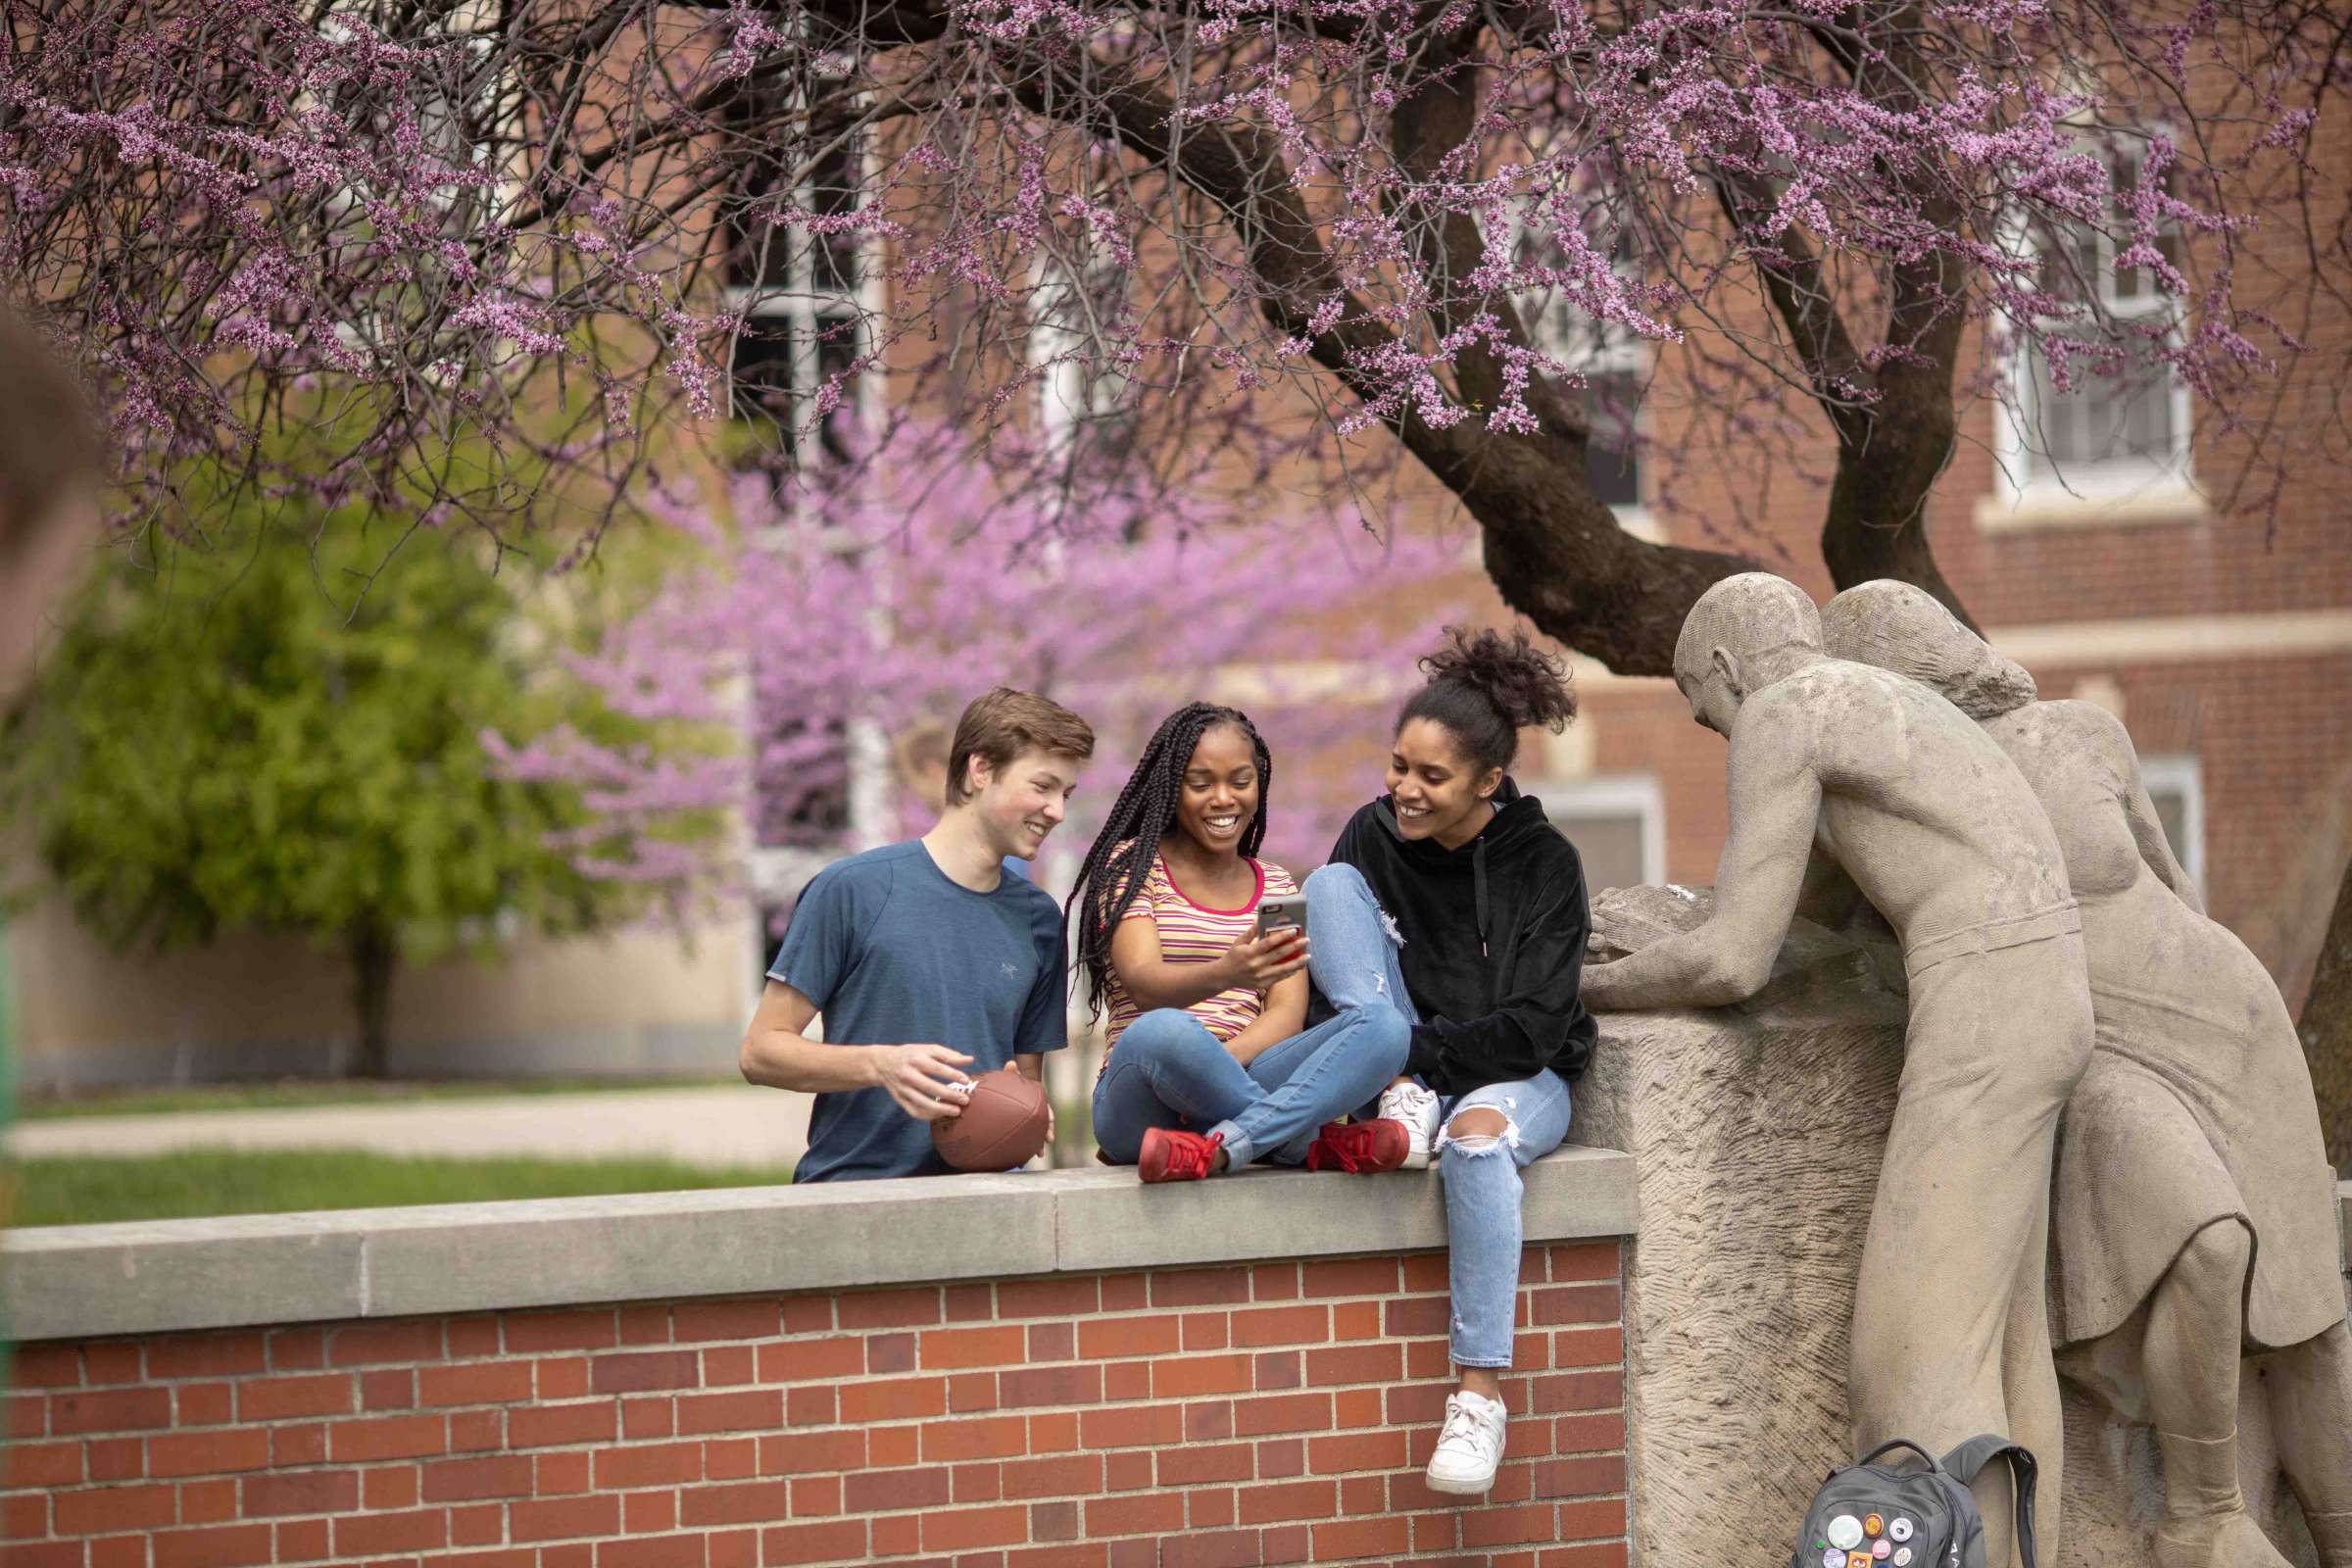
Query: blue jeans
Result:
<box><xmin>1303</xmin><ymin>862</ymin><xmax>1575</xmax><ymax>1368</ymax></box>
<box><xmin>1092</xmin><ymin>1003</ymin><xmax>1409</xmax><ymax>1169</ymax></box>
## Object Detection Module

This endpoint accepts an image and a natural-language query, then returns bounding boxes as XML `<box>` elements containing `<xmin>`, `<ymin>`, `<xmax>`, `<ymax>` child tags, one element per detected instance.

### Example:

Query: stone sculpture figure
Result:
<box><xmin>1580</xmin><ymin>572</ymin><xmax>2095</xmax><ymax>1568</ymax></box>
<box><xmin>1821</xmin><ymin>579</ymin><xmax>2352</xmax><ymax>1568</ymax></box>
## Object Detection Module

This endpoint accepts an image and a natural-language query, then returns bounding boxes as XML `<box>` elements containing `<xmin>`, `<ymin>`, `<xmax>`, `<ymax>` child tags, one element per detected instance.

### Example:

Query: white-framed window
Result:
<box><xmin>2138</xmin><ymin>753</ymin><xmax>2204</xmax><ymax>897</ymax></box>
<box><xmin>720</xmin><ymin>66</ymin><xmax>875</xmax><ymax>480</ymax></box>
<box><xmin>717</xmin><ymin>66</ymin><xmax>886</xmax><ymax>855</ymax></box>
<box><xmin>1509</xmin><ymin>216</ymin><xmax>1653</xmax><ymax>538</ymax></box>
<box><xmin>1526</xmin><ymin>773</ymin><xmax>1665</xmax><ymax>895</ymax></box>
<box><xmin>1997</xmin><ymin>147</ymin><xmax>2193</xmax><ymax>501</ymax></box>
<box><xmin>1029</xmin><ymin>251</ymin><xmax>1137</xmax><ymax>469</ymax></box>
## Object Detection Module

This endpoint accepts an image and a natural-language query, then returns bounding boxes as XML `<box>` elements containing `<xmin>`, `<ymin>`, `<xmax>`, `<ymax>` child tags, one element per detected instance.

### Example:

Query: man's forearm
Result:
<box><xmin>742</xmin><ymin>1029</ymin><xmax>877</xmax><ymax>1093</ymax></box>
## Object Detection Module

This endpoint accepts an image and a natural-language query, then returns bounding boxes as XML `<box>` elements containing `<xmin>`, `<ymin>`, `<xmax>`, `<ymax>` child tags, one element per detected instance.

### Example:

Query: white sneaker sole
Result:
<box><xmin>1424</xmin><ymin>1466</ymin><xmax>1496</xmax><ymax>1495</ymax></box>
<box><xmin>1400</xmin><ymin>1149</ymin><xmax>1432</xmax><ymax>1170</ymax></box>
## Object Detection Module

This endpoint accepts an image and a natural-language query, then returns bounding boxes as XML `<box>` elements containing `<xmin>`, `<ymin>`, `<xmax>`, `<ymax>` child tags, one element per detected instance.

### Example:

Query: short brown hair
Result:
<box><xmin>946</xmin><ymin>688</ymin><xmax>1095</xmax><ymax>805</ymax></box>
<box><xmin>0</xmin><ymin>302</ymin><xmax>103</xmax><ymax>565</ymax></box>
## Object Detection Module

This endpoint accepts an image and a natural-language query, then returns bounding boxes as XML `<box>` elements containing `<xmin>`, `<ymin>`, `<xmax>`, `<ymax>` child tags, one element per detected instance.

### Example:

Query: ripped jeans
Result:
<box><xmin>1303</xmin><ymin>862</ymin><xmax>1576</xmax><ymax>1368</ymax></box>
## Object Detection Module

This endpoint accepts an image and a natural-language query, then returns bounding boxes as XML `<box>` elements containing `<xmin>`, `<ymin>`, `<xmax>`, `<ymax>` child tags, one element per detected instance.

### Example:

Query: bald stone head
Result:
<box><xmin>1673</xmin><ymin>572</ymin><xmax>1824</xmax><ymax>735</ymax></box>
<box><xmin>1821</xmin><ymin>580</ymin><xmax>2036</xmax><ymax>719</ymax></box>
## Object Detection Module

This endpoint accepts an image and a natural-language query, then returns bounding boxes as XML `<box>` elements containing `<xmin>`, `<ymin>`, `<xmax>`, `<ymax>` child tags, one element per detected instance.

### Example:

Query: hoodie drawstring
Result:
<box><xmin>1472</xmin><ymin>834</ymin><xmax>1492</xmax><ymax>964</ymax></box>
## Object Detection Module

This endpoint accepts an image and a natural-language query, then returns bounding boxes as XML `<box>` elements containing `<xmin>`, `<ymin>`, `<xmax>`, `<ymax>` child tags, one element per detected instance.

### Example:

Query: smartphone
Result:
<box><xmin>1254</xmin><ymin>894</ymin><xmax>1308</xmax><ymax>944</ymax></box>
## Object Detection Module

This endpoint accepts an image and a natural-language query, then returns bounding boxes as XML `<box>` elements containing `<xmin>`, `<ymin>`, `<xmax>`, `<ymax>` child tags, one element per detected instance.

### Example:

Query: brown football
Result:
<box><xmin>931</xmin><ymin>1064</ymin><xmax>1051</xmax><ymax>1172</ymax></box>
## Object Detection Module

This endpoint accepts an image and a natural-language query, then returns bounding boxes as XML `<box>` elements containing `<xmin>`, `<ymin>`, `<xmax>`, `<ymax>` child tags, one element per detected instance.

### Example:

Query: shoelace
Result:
<box><xmin>1387</xmin><ymin>1084</ymin><xmax>1436</xmax><ymax>1121</ymax></box>
<box><xmin>1437</xmin><ymin>1401</ymin><xmax>1486</xmax><ymax>1452</ymax></box>
<box><xmin>1168</xmin><ymin>1131</ymin><xmax>1224</xmax><ymax>1180</ymax></box>
<box><xmin>1306</xmin><ymin>1125</ymin><xmax>1371</xmax><ymax>1174</ymax></box>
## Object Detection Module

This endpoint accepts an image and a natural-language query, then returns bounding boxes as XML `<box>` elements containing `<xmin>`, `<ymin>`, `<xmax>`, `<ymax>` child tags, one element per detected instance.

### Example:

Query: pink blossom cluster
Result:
<box><xmin>488</xmin><ymin>421</ymin><xmax>1473</xmax><ymax>921</ymax></box>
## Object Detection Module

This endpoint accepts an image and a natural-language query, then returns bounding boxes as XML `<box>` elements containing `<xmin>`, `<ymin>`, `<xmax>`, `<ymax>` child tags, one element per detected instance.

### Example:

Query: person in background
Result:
<box><xmin>897</xmin><ymin>717</ymin><xmax>1023</xmax><ymax>880</ymax></box>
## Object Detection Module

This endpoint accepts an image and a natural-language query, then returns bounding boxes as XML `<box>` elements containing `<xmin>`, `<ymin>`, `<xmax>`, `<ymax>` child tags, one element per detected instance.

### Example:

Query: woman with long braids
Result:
<box><xmin>1071</xmin><ymin>703</ymin><xmax>1414</xmax><ymax>1183</ymax></box>
<box><xmin>1303</xmin><ymin>627</ymin><xmax>1592</xmax><ymax>1497</ymax></box>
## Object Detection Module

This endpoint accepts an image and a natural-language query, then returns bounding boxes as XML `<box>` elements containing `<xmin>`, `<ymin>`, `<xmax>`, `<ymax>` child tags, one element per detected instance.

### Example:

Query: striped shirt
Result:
<box><xmin>1102</xmin><ymin>852</ymin><xmax>1300</xmax><ymax>1054</ymax></box>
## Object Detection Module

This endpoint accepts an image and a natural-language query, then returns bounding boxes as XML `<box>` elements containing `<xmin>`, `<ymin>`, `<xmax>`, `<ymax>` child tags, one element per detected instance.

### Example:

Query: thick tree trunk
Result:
<box><xmin>348</xmin><ymin>923</ymin><xmax>397</xmax><ymax>1080</ymax></box>
<box><xmin>1818</xmin><ymin>412</ymin><xmax>1977</xmax><ymax>626</ymax></box>
<box><xmin>2296</xmin><ymin>855</ymin><xmax>2352</xmax><ymax>1171</ymax></box>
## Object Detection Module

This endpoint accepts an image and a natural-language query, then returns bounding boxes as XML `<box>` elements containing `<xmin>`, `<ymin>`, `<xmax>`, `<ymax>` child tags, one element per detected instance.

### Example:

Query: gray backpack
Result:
<box><xmin>1788</xmin><ymin>1436</ymin><xmax>2038</xmax><ymax>1568</ymax></box>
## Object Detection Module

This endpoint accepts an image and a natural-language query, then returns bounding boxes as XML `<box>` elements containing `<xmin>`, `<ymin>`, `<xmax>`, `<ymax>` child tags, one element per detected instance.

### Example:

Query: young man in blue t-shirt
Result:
<box><xmin>740</xmin><ymin>688</ymin><xmax>1095</xmax><ymax>1181</ymax></box>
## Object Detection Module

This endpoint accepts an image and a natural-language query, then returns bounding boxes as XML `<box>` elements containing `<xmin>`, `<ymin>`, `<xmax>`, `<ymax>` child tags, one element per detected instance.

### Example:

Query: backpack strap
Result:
<box><xmin>1939</xmin><ymin>1435</ymin><xmax>2038</xmax><ymax>1568</ymax></box>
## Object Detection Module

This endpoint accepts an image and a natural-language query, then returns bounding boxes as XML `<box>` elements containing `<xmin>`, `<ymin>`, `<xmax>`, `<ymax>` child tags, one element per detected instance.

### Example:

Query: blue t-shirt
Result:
<box><xmin>769</xmin><ymin>841</ymin><xmax>1066</xmax><ymax>1183</ymax></box>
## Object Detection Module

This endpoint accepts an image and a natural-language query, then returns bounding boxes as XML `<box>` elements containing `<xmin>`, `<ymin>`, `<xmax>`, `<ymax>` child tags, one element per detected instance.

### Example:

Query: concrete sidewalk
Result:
<box><xmin>4</xmin><ymin>1086</ymin><xmax>811</xmax><ymax>1171</ymax></box>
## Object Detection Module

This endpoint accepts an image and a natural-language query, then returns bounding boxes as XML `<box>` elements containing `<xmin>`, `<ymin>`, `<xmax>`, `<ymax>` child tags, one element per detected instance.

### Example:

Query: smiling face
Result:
<box><xmin>965</xmin><ymin>747</ymin><xmax>1084</xmax><ymax>860</ymax></box>
<box><xmin>1170</xmin><ymin>721</ymin><xmax>1260</xmax><ymax>859</ymax></box>
<box><xmin>1387</xmin><ymin>717</ymin><xmax>1502</xmax><ymax>849</ymax></box>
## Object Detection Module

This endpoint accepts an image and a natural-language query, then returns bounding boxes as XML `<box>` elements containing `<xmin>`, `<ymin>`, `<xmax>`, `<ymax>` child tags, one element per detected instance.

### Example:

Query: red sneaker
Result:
<box><xmin>1304</xmin><ymin>1117</ymin><xmax>1412</xmax><ymax>1174</ymax></box>
<box><xmin>1139</xmin><ymin>1128</ymin><xmax>1226</xmax><ymax>1183</ymax></box>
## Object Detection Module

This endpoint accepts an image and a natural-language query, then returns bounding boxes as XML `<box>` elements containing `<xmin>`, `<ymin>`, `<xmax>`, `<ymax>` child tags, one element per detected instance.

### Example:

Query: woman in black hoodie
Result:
<box><xmin>1302</xmin><ymin>626</ymin><xmax>1593</xmax><ymax>1498</ymax></box>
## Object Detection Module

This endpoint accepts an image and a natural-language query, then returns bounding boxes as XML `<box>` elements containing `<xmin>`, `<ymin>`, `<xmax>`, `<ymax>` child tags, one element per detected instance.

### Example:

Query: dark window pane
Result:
<box><xmin>719</xmin><ymin>74</ymin><xmax>859</xmax><ymax>296</ymax></box>
<box><xmin>1583</xmin><ymin>371</ymin><xmax>1642</xmax><ymax>510</ymax></box>
<box><xmin>808</xmin><ymin>136</ymin><xmax>861</xmax><ymax>295</ymax></box>
<box><xmin>731</xmin><ymin>320</ymin><xmax>796</xmax><ymax>425</ymax></box>
<box><xmin>811</xmin><ymin>317</ymin><xmax>860</xmax><ymax>464</ymax></box>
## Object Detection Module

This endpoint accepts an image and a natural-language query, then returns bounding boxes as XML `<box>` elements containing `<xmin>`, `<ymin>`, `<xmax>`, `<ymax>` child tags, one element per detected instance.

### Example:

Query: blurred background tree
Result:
<box><xmin>1</xmin><ymin>464</ymin><xmax>717</xmax><ymax>1079</ymax></box>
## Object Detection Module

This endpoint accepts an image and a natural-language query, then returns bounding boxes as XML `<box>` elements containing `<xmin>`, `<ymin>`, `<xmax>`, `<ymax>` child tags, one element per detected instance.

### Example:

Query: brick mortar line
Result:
<box><xmin>10</xmin><ymin>1339</ymin><xmax>1627</xmax><ymax>1408</ymax></box>
<box><xmin>7</xmin><ymin>1259</ymin><xmax>1621</xmax><ymax>1380</ymax></box>
<box><xmin>9</xmin><ymin>1246</ymin><xmax>1621</xmax><ymax>1365</ymax></box>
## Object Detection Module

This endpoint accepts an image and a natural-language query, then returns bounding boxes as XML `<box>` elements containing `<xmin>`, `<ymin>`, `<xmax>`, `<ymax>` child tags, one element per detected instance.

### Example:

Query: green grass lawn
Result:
<box><xmin>16</xmin><ymin>1076</ymin><xmax>738</xmax><ymax>1120</ymax></box>
<box><xmin>8</xmin><ymin>1150</ymin><xmax>792</xmax><ymax>1227</ymax></box>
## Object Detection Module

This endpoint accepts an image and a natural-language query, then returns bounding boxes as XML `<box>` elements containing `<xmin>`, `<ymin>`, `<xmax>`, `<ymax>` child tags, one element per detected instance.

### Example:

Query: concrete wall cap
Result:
<box><xmin>1</xmin><ymin>1146</ymin><xmax>1638</xmax><ymax>1342</ymax></box>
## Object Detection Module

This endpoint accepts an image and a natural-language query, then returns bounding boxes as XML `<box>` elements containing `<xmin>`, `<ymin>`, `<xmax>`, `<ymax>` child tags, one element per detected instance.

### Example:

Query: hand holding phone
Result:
<box><xmin>1254</xmin><ymin>893</ymin><xmax>1307</xmax><ymax>942</ymax></box>
<box><xmin>1221</xmin><ymin>895</ymin><xmax>1309</xmax><ymax>990</ymax></box>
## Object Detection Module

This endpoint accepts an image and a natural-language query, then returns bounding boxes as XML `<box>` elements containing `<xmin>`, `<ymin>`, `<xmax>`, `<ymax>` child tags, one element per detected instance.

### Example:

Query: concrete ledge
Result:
<box><xmin>1</xmin><ymin>1147</ymin><xmax>1638</xmax><ymax>1343</ymax></box>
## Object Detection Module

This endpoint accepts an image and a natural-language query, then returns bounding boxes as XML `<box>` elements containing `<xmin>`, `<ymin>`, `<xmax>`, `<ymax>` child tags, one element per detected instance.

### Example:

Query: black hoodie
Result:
<box><xmin>1313</xmin><ymin>779</ymin><xmax>1595</xmax><ymax>1097</ymax></box>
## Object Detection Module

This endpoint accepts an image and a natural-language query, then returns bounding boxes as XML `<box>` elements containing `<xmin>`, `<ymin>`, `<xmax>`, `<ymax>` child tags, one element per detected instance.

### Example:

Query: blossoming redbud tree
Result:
<box><xmin>9</xmin><ymin>0</ymin><xmax>2343</xmax><ymax>669</ymax></box>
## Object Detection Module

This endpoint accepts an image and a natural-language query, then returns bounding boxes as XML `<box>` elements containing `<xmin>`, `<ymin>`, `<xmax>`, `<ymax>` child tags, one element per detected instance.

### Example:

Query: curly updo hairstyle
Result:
<box><xmin>1396</xmin><ymin>626</ymin><xmax>1577</xmax><ymax>775</ymax></box>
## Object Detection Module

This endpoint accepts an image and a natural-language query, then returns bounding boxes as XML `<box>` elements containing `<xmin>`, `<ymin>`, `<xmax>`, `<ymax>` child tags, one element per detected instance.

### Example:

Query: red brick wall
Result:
<box><xmin>0</xmin><ymin>1243</ymin><xmax>1628</xmax><ymax>1568</ymax></box>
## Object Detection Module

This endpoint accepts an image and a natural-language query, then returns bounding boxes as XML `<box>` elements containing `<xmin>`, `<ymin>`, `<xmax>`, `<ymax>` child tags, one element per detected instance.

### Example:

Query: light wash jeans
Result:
<box><xmin>1092</xmin><ymin>1002</ymin><xmax>1409</xmax><ymax>1169</ymax></box>
<box><xmin>1303</xmin><ymin>862</ymin><xmax>1575</xmax><ymax>1368</ymax></box>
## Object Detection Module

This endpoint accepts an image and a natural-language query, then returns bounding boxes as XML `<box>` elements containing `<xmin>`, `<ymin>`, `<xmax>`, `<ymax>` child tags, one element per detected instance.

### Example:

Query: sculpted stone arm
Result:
<box><xmin>1583</xmin><ymin>706</ymin><xmax>1822</xmax><ymax>1009</ymax></box>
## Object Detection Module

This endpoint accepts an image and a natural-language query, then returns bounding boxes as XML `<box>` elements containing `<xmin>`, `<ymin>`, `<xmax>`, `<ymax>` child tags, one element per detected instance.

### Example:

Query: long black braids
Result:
<box><xmin>1064</xmin><ymin>703</ymin><xmax>1272</xmax><ymax>1018</ymax></box>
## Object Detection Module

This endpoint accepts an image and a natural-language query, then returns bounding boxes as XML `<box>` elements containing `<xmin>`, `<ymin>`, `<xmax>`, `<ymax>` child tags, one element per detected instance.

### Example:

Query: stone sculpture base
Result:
<box><xmin>1575</xmin><ymin>887</ymin><xmax>2334</xmax><ymax>1567</ymax></box>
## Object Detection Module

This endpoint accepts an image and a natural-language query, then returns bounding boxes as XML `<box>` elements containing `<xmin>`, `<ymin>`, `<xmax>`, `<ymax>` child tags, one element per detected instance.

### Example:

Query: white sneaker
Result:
<box><xmin>1424</xmin><ymin>1391</ymin><xmax>1507</xmax><ymax>1494</ymax></box>
<box><xmin>1378</xmin><ymin>1080</ymin><xmax>1441</xmax><ymax>1169</ymax></box>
